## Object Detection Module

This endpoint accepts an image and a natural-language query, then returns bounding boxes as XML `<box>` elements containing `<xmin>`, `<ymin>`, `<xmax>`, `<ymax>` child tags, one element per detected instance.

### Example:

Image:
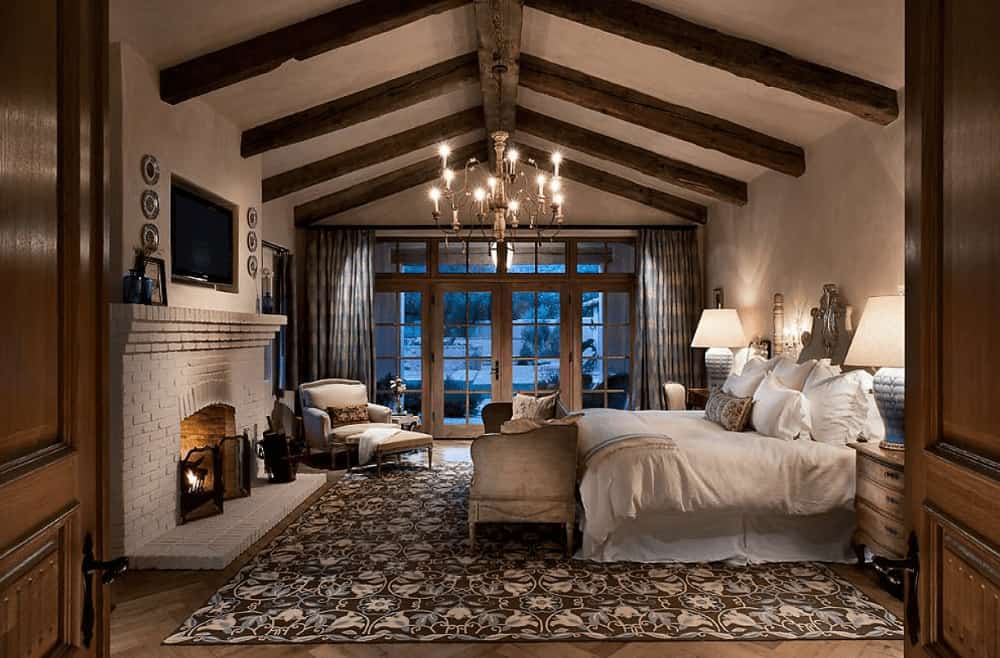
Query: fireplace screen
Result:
<box><xmin>178</xmin><ymin>404</ymin><xmax>253</xmax><ymax>524</ymax></box>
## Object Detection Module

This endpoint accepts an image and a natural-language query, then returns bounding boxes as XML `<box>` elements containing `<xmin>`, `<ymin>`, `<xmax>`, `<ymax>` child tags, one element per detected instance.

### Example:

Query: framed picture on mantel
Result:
<box><xmin>142</xmin><ymin>256</ymin><xmax>168</xmax><ymax>306</ymax></box>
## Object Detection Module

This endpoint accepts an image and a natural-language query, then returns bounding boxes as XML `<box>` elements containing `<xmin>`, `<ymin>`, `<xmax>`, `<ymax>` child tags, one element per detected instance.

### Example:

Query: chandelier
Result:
<box><xmin>429</xmin><ymin>132</ymin><xmax>566</xmax><ymax>243</ymax></box>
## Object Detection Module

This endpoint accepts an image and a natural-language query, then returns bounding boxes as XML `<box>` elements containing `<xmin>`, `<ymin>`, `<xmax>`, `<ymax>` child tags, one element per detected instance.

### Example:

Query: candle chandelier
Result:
<box><xmin>428</xmin><ymin>0</ymin><xmax>565</xmax><ymax>244</ymax></box>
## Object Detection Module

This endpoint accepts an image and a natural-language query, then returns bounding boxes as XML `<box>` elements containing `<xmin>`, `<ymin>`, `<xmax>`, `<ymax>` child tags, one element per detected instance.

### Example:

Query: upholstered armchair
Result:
<box><xmin>663</xmin><ymin>381</ymin><xmax>688</xmax><ymax>410</ymax></box>
<box><xmin>298</xmin><ymin>379</ymin><xmax>394</xmax><ymax>453</ymax></box>
<box><xmin>469</xmin><ymin>423</ymin><xmax>579</xmax><ymax>555</ymax></box>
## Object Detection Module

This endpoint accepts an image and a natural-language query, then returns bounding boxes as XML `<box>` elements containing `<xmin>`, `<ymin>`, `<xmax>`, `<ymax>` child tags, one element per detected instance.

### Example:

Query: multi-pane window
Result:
<box><xmin>442</xmin><ymin>291</ymin><xmax>493</xmax><ymax>424</ymax></box>
<box><xmin>576</xmin><ymin>241</ymin><xmax>635</xmax><ymax>274</ymax></box>
<box><xmin>374</xmin><ymin>291</ymin><xmax>422</xmax><ymax>415</ymax></box>
<box><xmin>438</xmin><ymin>241</ymin><xmax>497</xmax><ymax>273</ymax></box>
<box><xmin>512</xmin><ymin>291</ymin><xmax>561</xmax><ymax>395</ymax></box>
<box><xmin>581</xmin><ymin>291</ymin><xmax>631</xmax><ymax>409</ymax></box>
<box><xmin>506</xmin><ymin>241</ymin><xmax>566</xmax><ymax>274</ymax></box>
<box><xmin>374</xmin><ymin>241</ymin><xmax>427</xmax><ymax>274</ymax></box>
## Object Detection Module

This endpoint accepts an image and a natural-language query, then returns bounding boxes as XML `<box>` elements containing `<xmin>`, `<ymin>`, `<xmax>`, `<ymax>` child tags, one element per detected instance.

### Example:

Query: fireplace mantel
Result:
<box><xmin>111</xmin><ymin>304</ymin><xmax>286</xmax><ymax>352</ymax></box>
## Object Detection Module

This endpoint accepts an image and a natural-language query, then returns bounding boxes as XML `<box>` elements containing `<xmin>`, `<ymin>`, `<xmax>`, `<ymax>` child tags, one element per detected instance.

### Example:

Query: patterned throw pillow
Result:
<box><xmin>327</xmin><ymin>404</ymin><xmax>369</xmax><ymax>428</ymax></box>
<box><xmin>511</xmin><ymin>391</ymin><xmax>559</xmax><ymax>420</ymax></box>
<box><xmin>704</xmin><ymin>390</ymin><xmax>753</xmax><ymax>432</ymax></box>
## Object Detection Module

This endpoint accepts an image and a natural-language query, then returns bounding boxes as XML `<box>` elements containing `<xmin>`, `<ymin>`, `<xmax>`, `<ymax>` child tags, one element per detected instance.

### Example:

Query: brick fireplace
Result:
<box><xmin>108</xmin><ymin>304</ymin><xmax>286</xmax><ymax>557</ymax></box>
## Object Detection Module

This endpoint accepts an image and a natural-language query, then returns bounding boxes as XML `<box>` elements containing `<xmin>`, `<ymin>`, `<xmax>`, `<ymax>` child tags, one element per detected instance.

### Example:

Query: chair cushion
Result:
<box><xmin>330</xmin><ymin>422</ymin><xmax>399</xmax><ymax>442</ymax></box>
<box><xmin>303</xmin><ymin>382</ymin><xmax>367</xmax><ymax>410</ymax></box>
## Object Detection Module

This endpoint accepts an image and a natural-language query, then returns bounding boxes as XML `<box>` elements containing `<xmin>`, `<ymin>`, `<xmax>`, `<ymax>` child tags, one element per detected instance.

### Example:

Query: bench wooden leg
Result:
<box><xmin>565</xmin><ymin>523</ymin><xmax>574</xmax><ymax>557</ymax></box>
<box><xmin>469</xmin><ymin>521</ymin><xmax>476</xmax><ymax>549</ymax></box>
<box><xmin>377</xmin><ymin>453</ymin><xmax>382</xmax><ymax>478</ymax></box>
<box><xmin>427</xmin><ymin>446</ymin><xmax>432</xmax><ymax>469</ymax></box>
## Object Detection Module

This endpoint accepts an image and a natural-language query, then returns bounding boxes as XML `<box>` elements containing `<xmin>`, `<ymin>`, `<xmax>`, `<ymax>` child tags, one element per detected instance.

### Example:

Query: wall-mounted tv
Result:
<box><xmin>171</xmin><ymin>182</ymin><xmax>235</xmax><ymax>287</ymax></box>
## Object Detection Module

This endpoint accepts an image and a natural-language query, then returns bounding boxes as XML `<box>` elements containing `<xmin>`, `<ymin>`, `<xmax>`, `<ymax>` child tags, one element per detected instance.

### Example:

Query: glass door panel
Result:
<box><xmin>511</xmin><ymin>291</ymin><xmax>561</xmax><ymax>396</ymax></box>
<box><xmin>374</xmin><ymin>291</ymin><xmax>423</xmax><ymax>415</ymax></box>
<box><xmin>437</xmin><ymin>289</ymin><xmax>497</xmax><ymax>436</ymax></box>
<box><xmin>581</xmin><ymin>290</ymin><xmax>631</xmax><ymax>409</ymax></box>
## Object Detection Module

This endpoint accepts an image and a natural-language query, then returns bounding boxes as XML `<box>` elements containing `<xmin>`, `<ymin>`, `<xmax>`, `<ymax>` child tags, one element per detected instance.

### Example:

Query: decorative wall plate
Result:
<box><xmin>141</xmin><ymin>222</ymin><xmax>160</xmax><ymax>252</ymax></box>
<box><xmin>247</xmin><ymin>207</ymin><xmax>258</xmax><ymax>228</ymax></box>
<box><xmin>247</xmin><ymin>230</ymin><xmax>258</xmax><ymax>252</ymax></box>
<box><xmin>247</xmin><ymin>254</ymin><xmax>258</xmax><ymax>278</ymax></box>
<box><xmin>140</xmin><ymin>154</ymin><xmax>160</xmax><ymax>185</ymax></box>
<box><xmin>141</xmin><ymin>189</ymin><xmax>160</xmax><ymax>219</ymax></box>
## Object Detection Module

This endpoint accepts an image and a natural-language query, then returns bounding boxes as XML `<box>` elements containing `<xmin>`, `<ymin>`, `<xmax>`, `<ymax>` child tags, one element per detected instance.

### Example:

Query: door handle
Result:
<box><xmin>492</xmin><ymin>359</ymin><xmax>500</xmax><ymax>381</ymax></box>
<box><xmin>873</xmin><ymin>531</ymin><xmax>919</xmax><ymax>645</ymax></box>
<box><xmin>81</xmin><ymin>533</ymin><xmax>129</xmax><ymax>648</ymax></box>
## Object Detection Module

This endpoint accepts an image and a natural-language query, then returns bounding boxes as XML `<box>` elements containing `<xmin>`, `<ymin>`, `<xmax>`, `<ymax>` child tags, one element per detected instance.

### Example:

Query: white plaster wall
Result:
<box><xmin>705</xmin><ymin>112</ymin><xmax>904</xmax><ymax>339</ymax></box>
<box><xmin>111</xmin><ymin>42</ymin><xmax>264</xmax><ymax>313</ymax></box>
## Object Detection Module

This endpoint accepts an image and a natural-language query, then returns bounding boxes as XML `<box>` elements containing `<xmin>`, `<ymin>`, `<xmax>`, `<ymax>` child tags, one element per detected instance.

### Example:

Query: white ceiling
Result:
<box><xmin>110</xmin><ymin>0</ymin><xmax>904</xmax><ymax>227</ymax></box>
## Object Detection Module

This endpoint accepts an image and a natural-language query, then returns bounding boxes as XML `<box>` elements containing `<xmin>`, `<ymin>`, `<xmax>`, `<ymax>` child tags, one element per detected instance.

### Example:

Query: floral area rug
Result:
<box><xmin>165</xmin><ymin>461</ymin><xmax>902</xmax><ymax>644</ymax></box>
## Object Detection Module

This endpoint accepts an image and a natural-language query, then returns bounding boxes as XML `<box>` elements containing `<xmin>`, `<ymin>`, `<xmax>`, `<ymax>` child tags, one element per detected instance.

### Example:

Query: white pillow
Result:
<box><xmin>803</xmin><ymin>371</ymin><xmax>869</xmax><ymax>445</ymax></box>
<box><xmin>772</xmin><ymin>357</ymin><xmax>818</xmax><ymax>391</ymax></box>
<box><xmin>752</xmin><ymin>373</ymin><xmax>812</xmax><ymax>441</ymax></box>
<box><xmin>843</xmin><ymin>370</ymin><xmax>885</xmax><ymax>442</ymax></box>
<box><xmin>803</xmin><ymin>358</ymin><xmax>842</xmax><ymax>391</ymax></box>
<box><xmin>721</xmin><ymin>358</ymin><xmax>769</xmax><ymax>398</ymax></box>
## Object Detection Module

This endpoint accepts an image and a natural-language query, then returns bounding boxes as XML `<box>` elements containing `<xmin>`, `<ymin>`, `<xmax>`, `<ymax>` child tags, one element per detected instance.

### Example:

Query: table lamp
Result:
<box><xmin>845</xmin><ymin>294</ymin><xmax>905</xmax><ymax>450</ymax></box>
<box><xmin>691</xmin><ymin>309</ymin><xmax>747</xmax><ymax>390</ymax></box>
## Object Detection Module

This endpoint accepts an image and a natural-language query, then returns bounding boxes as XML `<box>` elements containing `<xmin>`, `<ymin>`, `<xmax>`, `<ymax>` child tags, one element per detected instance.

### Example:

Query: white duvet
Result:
<box><xmin>577</xmin><ymin>409</ymin><xmax>856</xmax><ymax>547</ymax></box>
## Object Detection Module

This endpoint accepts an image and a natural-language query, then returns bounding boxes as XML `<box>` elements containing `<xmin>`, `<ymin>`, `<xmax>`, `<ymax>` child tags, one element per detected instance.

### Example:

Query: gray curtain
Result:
<box><xmin>632</xmin><ymin>228</ymin><xmax>704</xmax><ymax>409</ymax></box>
<box><xmin>272</xmin><ymin>251</ymin><xmax>297</xmax><ymax>392</ymax></box>
<box><xmin>303</xmin><ymin>229</ymin><xmax>375</xmax><ymax>392</ymax></box>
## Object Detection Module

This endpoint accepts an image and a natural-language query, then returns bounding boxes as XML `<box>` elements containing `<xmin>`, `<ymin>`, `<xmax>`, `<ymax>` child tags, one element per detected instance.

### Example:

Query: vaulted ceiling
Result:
<box><xmin>110</xmin><ymin>0</ymin><xmax>903</xmax><ymax>228</ymax></box>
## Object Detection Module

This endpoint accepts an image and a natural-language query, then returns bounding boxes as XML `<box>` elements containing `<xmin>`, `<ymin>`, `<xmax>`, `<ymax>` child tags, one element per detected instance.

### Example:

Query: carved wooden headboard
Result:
<box><xmin>772</xmin><ymin>284</ymin><xmax>855</xmax><ymax>365</ymax></box>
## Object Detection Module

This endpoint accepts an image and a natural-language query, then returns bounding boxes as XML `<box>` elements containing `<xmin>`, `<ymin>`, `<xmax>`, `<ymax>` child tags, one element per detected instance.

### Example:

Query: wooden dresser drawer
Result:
<box><xmin>857</xmin><ymin>452</ymin><xmax>904</xmax><ymax>492</ymax></box>
<box><xmin>856</xmin><ymin>477</ymin><xmax>904</xmax><ymax>521</ymax></box>
<box><xmin>856</xmin><ymin>500</ymin><xmax>906</xmax><ymax>556</ymax></box>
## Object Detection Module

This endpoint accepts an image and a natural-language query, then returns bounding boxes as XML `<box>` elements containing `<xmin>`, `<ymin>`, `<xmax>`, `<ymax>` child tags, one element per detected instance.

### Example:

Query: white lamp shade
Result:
<box><xmin>691</xmin><ymin>309</ymin><xmax>747</xmax><ymax>348</ymax></box>
<box><xmin>845</xmin><ymin>295</ymin><xmax>905</xmax><ymax>368</ymax></box>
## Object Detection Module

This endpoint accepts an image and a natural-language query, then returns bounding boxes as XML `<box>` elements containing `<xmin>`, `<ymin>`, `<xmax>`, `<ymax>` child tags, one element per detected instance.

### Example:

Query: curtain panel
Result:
<box><xmin>303</xmin><ymin>229</ymin><xmax>375</xmax><ymax>392</ymax></box>
<box><xmin>632</xmin><ymin>228</ymin><xmax>704</xmax><ymax>409</ymax></box>
<box><xmin>272</xmin><ymin>251</ymin><xmax>297</xmax><ymax>392</ymax></box>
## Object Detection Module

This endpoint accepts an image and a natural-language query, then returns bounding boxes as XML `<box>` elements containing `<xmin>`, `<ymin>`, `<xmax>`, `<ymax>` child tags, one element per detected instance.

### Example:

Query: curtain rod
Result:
<box><xmin>262</xmin><ymin>239</ymin><xmax>289</xmax><ymax>253</ymax></box>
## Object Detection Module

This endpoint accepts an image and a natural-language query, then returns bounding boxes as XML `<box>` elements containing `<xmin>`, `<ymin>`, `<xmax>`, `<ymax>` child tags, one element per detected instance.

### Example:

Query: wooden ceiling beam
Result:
<box><xmin>523</xmin><ymin>0</ymin><xmax>898</xmax><ymax>124</ymax></box>
<box><xmin>294</xmin><ymin>142</ymin><xmax>487</xmax><ymax>227</ymax></box>
<box><xmin>517</xmin><ymin>107</ymin><xmax>747</xmax><ymax>205</ymax></box>
<box><xmin>160</xmin><ymin>0</ymin><xmax>469</xmax><ymax>104</ymax></box>
<box><xmin>518</xmin><ymin>145</ymin><xmax>706</xmax><ymax>224</ymax></box>
<box><xmin>263</xmin><ymin>108</ymin><xmax>484</xmax><ymax>201</ymax></box>
<box><xmin>474</xmin><ymin>0</ymin><xmax>523</xmax><ymax>162</ymax></box>
<box><xmin>241</xmin><ymin>53</ymin><xmax>479</xmax><ymax>157</ymax></box>
<box><xmin>519</xmin><ymin>54</ymin><xmax>805</xmax><ymax>176</ymax></box>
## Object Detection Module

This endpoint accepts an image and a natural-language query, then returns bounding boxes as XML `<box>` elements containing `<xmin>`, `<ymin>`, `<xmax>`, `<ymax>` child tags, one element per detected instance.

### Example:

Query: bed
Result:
<box><xmin>576</xmin><ymin>284</ymin><xmax>862</xmax><ymax>564</ymax></box>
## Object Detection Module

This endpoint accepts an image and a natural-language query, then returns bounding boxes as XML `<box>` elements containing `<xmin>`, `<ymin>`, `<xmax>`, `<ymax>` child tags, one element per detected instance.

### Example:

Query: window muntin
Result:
<box><xmin>576</xmin><ymin>241</ymin><xmax>635</xmax><ymax>274</ymax></box>
<box><xmin>374</xmin><ymin>291</ymin><xmax>422</xmax><ymax>414</ymax></box>
<box><xmin>506</xmin><ymin>241</ymin><xmax>566</xmax><ymax>274</ymax></box>
<box><xmin>438</xmin><ymin>241</ymin><xmax>497</xmax><ymax>274</ymax></box>
<box><xmin>375</xmin><ymin>241</ymin><xmax>427</xmax><ymax>274</ymax></box>
<box><xmin>511</xmin><ymin>291</ymin><xmax>561</xmax><ymax>396</ymax></box>
<box><xmin>581</xmin><ymin>291</ymin><xmax>631</xmax><ymax>409</ymax></box>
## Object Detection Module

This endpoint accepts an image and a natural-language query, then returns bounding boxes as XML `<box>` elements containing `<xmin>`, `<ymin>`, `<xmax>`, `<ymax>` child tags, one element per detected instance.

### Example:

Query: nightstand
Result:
<box><xmin>849</xmin><ymin>442</ymin><xmax>905</xmax><ymax>583</ymax></box>
<box><xmin>687</xmin><ymin>387</ymin><xmax>710</xmax><ymax>410</ymax></box>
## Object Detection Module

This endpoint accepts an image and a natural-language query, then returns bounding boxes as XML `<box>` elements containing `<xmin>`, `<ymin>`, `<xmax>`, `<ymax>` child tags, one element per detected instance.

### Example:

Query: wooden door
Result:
<box><xmin>906</xmin><ymin>1</ymin><xmax>1000</xmax><ymax>655</ymax></box>
<box><xmin>0</xmin><ymin>0</ymin><xmax>110</xmax><ymax>656</ymax></box>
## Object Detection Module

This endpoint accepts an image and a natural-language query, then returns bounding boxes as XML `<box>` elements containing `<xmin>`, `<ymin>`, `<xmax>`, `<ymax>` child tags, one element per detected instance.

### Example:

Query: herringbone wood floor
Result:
<box><xmin>110</xmin><ymin>442</ymin><xmax>903</xmax><ymax>658</ymax></box>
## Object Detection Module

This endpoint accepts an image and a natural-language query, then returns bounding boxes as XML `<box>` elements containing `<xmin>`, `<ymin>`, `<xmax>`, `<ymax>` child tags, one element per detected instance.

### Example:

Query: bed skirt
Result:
<box><xmin>578</xmin><ymin>508</ymin><xmax>856</xmax><ymax>564</ymax></box>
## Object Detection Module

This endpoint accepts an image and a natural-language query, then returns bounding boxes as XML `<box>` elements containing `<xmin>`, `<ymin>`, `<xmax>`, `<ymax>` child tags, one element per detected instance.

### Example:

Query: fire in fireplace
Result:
<box><xmin>178</xmin><ymin>404</ymin><xmax>253</xmax><ymax>524</ymax></box>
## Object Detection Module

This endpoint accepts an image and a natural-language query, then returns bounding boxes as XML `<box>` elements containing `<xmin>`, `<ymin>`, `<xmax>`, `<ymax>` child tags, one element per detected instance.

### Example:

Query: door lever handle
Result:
<box><xmin>81</xmin><ymin>533</ymin><xmax>129</xmax><ymax>648</ymax></box>
<box><xmin>873</xmin><ymin>532</ymin><xmax>920</xmax><ymax>645</ymax></box>
<box><xmin>492</xmin><ymin>359</ymin><xmax>500</xmax><ymax>380</ymax></box>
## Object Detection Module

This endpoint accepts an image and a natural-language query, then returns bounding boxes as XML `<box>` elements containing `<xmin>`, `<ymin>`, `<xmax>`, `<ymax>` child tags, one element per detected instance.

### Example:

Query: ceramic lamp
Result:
<box><xmin>845</xmin><ymin>294</ymin><xmax>905</xmax><ymax>450</ymax></box>
<box><xmin>691</xmin><ymin>309</ymin><xmax>747</xmax><ymax>390</ymax></box>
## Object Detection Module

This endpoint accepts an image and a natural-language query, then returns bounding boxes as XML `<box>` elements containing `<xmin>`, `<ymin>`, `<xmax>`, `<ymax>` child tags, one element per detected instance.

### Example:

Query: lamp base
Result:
<box><xmin>705</xmin><ymin>347</ymin><xmax>735</xmax><ymax>391</ymax></box>
<box><xmin>873</xmin><ymin>367</ymin><xmax>905</xmax><ymax>450</ymax></box>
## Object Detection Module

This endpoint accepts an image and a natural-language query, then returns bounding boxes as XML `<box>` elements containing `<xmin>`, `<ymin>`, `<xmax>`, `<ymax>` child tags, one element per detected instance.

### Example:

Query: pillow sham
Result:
<box><xmin>772</xmin><ymin>356</ymin><xmax>818</xmax><ymax>391</ymax></box>
<box><xmin>327</xmin><ymin>404</ymin><xmax>369</xmax><ymax>427</ymax></box>
<box><xmin>721</xmin><ymin>356</ymin><xmax>771</xmax><ymax>397</ymax></box>
<box><xmin>803</xmin><ymin>358</ymin><xmax>842</xmax><ymax>391</ymax></box>
<box><xmin>803</xmin><ymin>371</ymin><xmax>869</xmax><ymax>445</ymax></box>
<box><xmin>842</xmin><ymin>369</ymin><xmax>885</xmax><ymax>442</ymax></box>
<box><xmin>704</xmin><ymin>390</ymin><xmax>753</xmax><ymax>432</ymax></box>
<box><xmin>511</xmin><ymin>391</ymin><xmax>559</xmax><ymax>420</ymax></box>
<box><xmin>752</xmin><ymin>372</ymin><xmax>812</xmax><ymax>440</ymax></box>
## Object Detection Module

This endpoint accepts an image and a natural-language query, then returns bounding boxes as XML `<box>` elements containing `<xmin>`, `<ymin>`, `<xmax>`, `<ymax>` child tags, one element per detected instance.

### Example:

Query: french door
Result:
<box><xmin>433</xmin><ymin>285</ymin><xmax>505</xmax><ymax>437</ymax></box>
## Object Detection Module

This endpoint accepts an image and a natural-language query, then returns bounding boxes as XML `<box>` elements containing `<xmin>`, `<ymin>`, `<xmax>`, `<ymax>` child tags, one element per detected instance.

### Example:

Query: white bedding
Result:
<box><xmin>576</xmin><ymin>409</ymin><xmax>856</xmax><ymax>563</ymax></box>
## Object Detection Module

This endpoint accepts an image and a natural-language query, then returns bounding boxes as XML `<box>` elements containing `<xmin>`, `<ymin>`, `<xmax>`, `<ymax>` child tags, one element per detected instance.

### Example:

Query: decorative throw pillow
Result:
<box><xmin>751</xmin><ymin>372</ymin><xmax>812</xmax><ymax>440</ymax></box>
<box><xmin>500</xmin><ymin>412</ymin><xmax>583</xmax><ymax>434</ymax></box>
<box><xmin>803</xmin><ymin>358</ymin><xmax>842</xmax><ymax>391</ymax></box>
<box><xmin>772</xmin><ymin>356</ymin><xmax>818</xmax><ymax>391</ymax></box>
<box><xmin>803</xmin><ymin>370</ymin><xmax>869</xmax><ymax>445</ymax></box>
<box><xmin>842</xmin><ymin>369</ymin><xmax>885</xmax><ymax>442</ymax></box>
<box><xmin>327</xmin><ymin>404</ymin><xmax>369</xmax><ymax>427</ymax></box>
<box><xmin>704</xmin><ymin>390</ymin><xmax>753</xmax><ymax>432</ymax></box>
<box><xmin>722</xmin><ymin>357</ymin><xmax>770</xmax><ymax>398</ymax></box>
<box><xmin>511</xmin><ymin>391</ymin><xmax>559</xmax><ymax>420</ymax></box>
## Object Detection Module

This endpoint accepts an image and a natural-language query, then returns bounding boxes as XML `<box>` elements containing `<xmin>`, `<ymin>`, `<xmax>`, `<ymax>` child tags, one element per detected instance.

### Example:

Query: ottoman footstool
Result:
<box><xmin>374</xmin><ymin>431</ymin><xmax>433</xmax><ymax>477</ymax></box>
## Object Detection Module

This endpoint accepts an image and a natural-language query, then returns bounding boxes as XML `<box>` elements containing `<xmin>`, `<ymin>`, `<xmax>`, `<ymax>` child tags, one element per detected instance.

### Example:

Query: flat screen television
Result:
<box><xmin>170</xmin><ymin>183</ymin><xmax>234</xmax><ymax>286</ymax></box>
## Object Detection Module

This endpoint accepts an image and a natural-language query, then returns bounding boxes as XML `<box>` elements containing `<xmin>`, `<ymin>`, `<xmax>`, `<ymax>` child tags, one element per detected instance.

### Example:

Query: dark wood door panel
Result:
<box><xmin>940</xmin><ymin>0</ymin><xmax>1000</xmax><ymax>462</ymax></box>
<box><xmin>0</xmin><ymin>0</ymin><xmax>61</xmax><ymax>465</ymax></box>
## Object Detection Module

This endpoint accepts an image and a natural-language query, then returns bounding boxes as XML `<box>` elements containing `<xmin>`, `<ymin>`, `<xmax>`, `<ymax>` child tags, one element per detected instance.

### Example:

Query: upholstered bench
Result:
<box><xmin>370</xmin><ymin>431</ymin><xmax>433</xmax><ymax>477</ymax></box>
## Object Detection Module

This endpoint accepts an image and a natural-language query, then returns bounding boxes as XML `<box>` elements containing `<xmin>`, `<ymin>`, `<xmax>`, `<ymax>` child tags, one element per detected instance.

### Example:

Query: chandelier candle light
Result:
<box><xmin>429</xmin><ymin>133</ymin><xmax>566</xmax><ymax>243</ymax></box>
